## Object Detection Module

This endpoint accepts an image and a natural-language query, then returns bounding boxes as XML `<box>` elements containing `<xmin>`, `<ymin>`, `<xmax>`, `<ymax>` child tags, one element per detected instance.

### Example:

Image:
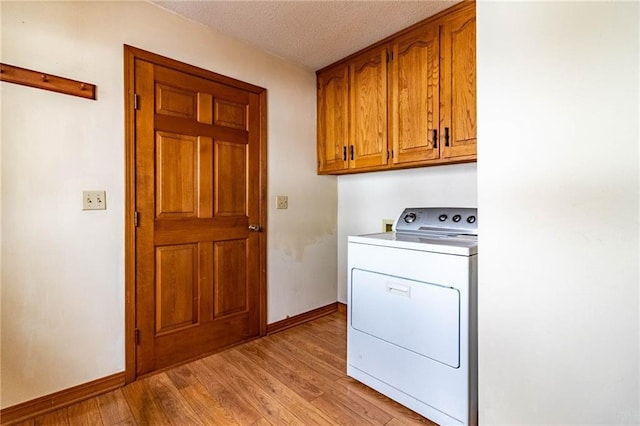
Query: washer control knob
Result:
<box><xmin>438</xmin><ymin>214</ymin><xmax>448</xmax><ymax>222</ymax></box>
<box><xmin>467</xmin><ymin>215</ymin><xmax>476</xmax><ymax>224</ymax></box>
<box><xmin>452</xmin><ymin>214</ymin><xmax>462</xmax><ymax>222</ymax></box>
<box><xmin>403</xmin><ymin>212</ymin><xmax>417</xmax><ymax>223</ymax></box>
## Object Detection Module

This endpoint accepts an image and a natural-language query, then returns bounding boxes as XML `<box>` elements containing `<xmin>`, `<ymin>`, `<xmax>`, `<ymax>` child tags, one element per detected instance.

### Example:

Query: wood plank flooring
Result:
<box><xmin>12</xmin><ymin>312</ymin><xmax>436</xmax><ymax>426</ymax></box>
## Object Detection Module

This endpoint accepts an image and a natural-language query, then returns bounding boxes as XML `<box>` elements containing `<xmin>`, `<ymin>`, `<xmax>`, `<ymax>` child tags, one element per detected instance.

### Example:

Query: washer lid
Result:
<box><xmin>349</xmin><ymin>232</ymin><xmax>477</xmax><ymax>256</ymax></box>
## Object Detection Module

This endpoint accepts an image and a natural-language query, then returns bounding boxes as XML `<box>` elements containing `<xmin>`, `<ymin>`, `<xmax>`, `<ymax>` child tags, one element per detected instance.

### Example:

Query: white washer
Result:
<box><xmin>347</xmin><ymin>207</ymin><xmax>478</xmax><ymax>426</ymax></box>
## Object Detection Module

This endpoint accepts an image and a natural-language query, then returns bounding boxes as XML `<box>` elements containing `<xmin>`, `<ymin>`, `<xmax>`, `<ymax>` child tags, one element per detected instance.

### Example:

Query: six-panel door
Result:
<box><xmin>134</xmin><ymin>60</ymin><xmax>262</xmax><ymax>375</ymax></box>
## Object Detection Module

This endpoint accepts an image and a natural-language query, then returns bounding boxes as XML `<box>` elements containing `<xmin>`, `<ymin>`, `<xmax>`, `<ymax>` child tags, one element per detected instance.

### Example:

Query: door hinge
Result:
<box><xmin>133</xmin><ymin>211</ymin><xmax>139</xmax><ymax>227</ymax></box>
<box><xmin>133</xmin><ymin>93</ymin><xmax>139</xmax><ymax>110</ymax></box>
<box><xmin>135</xmin><ymin>328</ymin><xmax>140</xmax><ymax>345</ymax></box>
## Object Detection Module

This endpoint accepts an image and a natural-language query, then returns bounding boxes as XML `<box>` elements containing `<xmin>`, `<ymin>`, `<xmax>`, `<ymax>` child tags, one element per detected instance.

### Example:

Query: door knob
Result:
<box><xmin>248</xmin><ymin>224</ymin><xmax>261</xmax><ymax>232</ymax></box>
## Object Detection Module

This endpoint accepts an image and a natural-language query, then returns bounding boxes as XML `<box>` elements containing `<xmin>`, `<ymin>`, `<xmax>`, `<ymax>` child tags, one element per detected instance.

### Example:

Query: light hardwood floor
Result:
<box><xmin>13</xmin><ymin>312</ymin><xmax>436</xmax><ymax>425</ymax></box>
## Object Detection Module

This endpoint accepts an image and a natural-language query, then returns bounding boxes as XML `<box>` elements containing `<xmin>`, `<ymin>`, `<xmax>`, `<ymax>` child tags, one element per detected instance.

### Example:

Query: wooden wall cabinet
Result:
<box><xmin>317</xmin><ymin>48</ymin><xmax>389</xmax><ymax>173</ymax></box>
<box><xmin>390</xmin><ymin>22</ymin><xmax>440</xmax><ymax>166</ymax></box>
<box><xmin>349</xmin><ymin>47</ymin><xmax>389</xmax><ymax>170</ymax></box>
<box><xmin>317</xmin><ymin>64</ymin><xmax>349</xmax><ymax>173</ymax></box>
<box><xmin>440</xmin><ymin>6</ymin><xmax>477</xmax><ymax>161</ymax></box>
<box><xmin>317</xmin><ymin>2</ymin><xmax>476</xmax><ymax>175</ymax></box>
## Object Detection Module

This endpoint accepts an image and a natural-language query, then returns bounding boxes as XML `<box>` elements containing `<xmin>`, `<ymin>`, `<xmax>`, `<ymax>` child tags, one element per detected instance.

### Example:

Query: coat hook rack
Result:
<box><xmin>0</xmin><ymin>63</ymin><xmax>96</xmax><ymax>100</ymax></box>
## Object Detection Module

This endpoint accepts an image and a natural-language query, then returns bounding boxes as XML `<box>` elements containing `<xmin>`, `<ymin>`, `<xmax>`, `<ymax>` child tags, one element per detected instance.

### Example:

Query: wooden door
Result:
<box><xmin>317</xmin><ymin>64</ymin><xmax>349</xmax><ymax>173</ymax></box>
<box><xmin>390</xmin><ymin>23</ymin><xmax>440</xmax><ymax>165</ymax></box>
<box><xmin>126</xmin><ymin>47</ymin><xmax>266</xmax><ymax>378</ymax></box>
<box><xmin>349</xmin><ymin>47</ymin><xmax>389</xmax><ymax>170</ymax></box>
<box><xmin>440</xmin><ymin>6</ymin><xmax>477</xmax><ymax>160</ymax></box>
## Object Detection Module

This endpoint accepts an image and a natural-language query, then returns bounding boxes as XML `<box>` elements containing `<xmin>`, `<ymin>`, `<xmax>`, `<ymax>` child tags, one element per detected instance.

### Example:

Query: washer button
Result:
<box><xmin>438</xmin><ymin>214</ymin><xmax>448</xmax><ymax>222</ymax></box>
<box><xmin>467</xmin><ymin>215</ymin><xmax>476</xmax><ymax>224</ymax></box>
<box><xmin>452</xmin><ymin>214</ymin><xmax>462</xmax><ymax>222</ymax></box>
<box><xmin>403</xmin><ymin>213</ymin><xmax>417</xmax><ymax>223</ymax></box>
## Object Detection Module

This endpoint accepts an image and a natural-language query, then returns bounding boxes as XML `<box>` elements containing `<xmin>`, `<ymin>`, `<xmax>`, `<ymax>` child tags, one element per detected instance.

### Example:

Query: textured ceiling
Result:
<box><xmin>152</xmin><ymin>1</ymin><xmax>461</xmax><ymax>71</ymax></box>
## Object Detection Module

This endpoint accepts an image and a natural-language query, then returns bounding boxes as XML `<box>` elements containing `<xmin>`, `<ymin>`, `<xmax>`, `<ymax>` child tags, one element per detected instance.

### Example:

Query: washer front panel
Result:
<box><xmin>351</xmin><ymin>269</ymin><xmax>461</xmax><ymax>368</ymax></box>
<box><xmin>347</xmin><ymin>233</ymin><xmax>477</xmax><ymax>425</ymax></box>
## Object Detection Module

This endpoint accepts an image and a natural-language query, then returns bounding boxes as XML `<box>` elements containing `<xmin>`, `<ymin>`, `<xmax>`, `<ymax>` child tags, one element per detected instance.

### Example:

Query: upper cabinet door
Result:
<box><xmin>317</xmin><ymin>64</ymin><xmax>349</xmax><ymax>173</ymax></box>
<box><xmin>440</xmin><ymin>7</ymin><xmax>477</xmax><ymax>160</ymax></box>
<box><xmin>349</xmin><ymin>47</ymin><xmax>389</xmax><ymax>170</ymax></box>
<box><xmin>390</xmin><ymin>23</ymin><xmax>440</xmax><ymax>165</ymax></box>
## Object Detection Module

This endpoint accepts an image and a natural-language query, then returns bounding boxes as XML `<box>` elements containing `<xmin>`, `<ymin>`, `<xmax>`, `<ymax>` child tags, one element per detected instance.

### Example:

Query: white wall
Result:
<box><xmin>0</xmin><ymin>1</ymin><xmax>336</xmax><ymax>408</ymax></box>
<box><xmin>337</xmin><ymin>163</ymin><xmax>477</xmax><ymax>302</ymax></box>
<box><xmin>477</xmin><ymin>2</ymin><xmax>639</xmax><ymax>424</ymax></box>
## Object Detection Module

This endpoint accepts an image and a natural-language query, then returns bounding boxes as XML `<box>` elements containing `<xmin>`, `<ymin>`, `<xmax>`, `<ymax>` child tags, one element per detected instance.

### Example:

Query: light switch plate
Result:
<box><xmin>276</xmin><ymin>195</ymin><xmax>288</xmax><ymax>209</ymax></box>
<box><xmin>83</xmin><ymin>190</ymin><xmax>106</xmax><ymax>210</ymax></box>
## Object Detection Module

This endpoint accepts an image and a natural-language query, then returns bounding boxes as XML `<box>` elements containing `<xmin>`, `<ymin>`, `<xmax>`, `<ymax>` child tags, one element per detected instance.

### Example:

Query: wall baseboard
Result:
<box><xmin>337</xmin><ymin>302</ymin><xmax>347</xmax><ymax>314</ymax></box>
<box><xmin>266</xmin><ymin>302</ymin><xmax>339</xmax><ymax>335</ymax></box>
<box><xmin>0</xmin><ymin>372</ymin><xmax>125</xmax><ymax>425</ymax></box>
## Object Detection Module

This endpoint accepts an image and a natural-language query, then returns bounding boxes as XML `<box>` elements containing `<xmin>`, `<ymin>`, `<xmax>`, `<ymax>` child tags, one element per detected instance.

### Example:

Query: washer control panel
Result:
<box><xmin>396</xmin><ymin>207</ymin><xmax>478</xmax><ymax>235</ymax></box>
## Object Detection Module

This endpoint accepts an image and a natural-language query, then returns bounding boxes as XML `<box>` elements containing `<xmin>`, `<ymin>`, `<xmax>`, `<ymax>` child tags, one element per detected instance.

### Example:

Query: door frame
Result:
<box><xmin>123</xmin><ymin>45</ymin><xmax>268</xmax><ymax>383</ymax></box>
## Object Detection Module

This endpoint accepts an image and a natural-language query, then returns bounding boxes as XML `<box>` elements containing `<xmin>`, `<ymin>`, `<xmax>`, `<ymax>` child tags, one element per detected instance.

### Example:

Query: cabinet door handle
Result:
<box><xmin>350</xmin><ymin>145</ymin><xmax>354</xmax><ymax>161</ymax></box>
<box><xmin>432</xmin><ymin>129</ymin><xmax>438</xmax><ymax>148</ymax></box>
<box><xmin>444</xmin><ymin>127</ymin><xmax>450</xmax><ymax>147</ymax></box>
<box><xmin>343</xmin><ymin>146</ymin><xmax>347</xmax><ymax>161</ymax></box>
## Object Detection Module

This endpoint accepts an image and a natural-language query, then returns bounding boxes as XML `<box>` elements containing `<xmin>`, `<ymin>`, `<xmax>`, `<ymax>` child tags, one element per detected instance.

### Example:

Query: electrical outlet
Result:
<box><xmin>83</xmin><ymin>190</ymin><xmax>106</xmax><ymax>210</ymax></box>
<box><xmin>276</xmin><ymin>195</ymin><xmax>288</xmax><ymax>209</ymax></box>
<box><xmin>383</xmin><ymin>219</ymin><xmax>394</xmax><ymax>232</ymax></box>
